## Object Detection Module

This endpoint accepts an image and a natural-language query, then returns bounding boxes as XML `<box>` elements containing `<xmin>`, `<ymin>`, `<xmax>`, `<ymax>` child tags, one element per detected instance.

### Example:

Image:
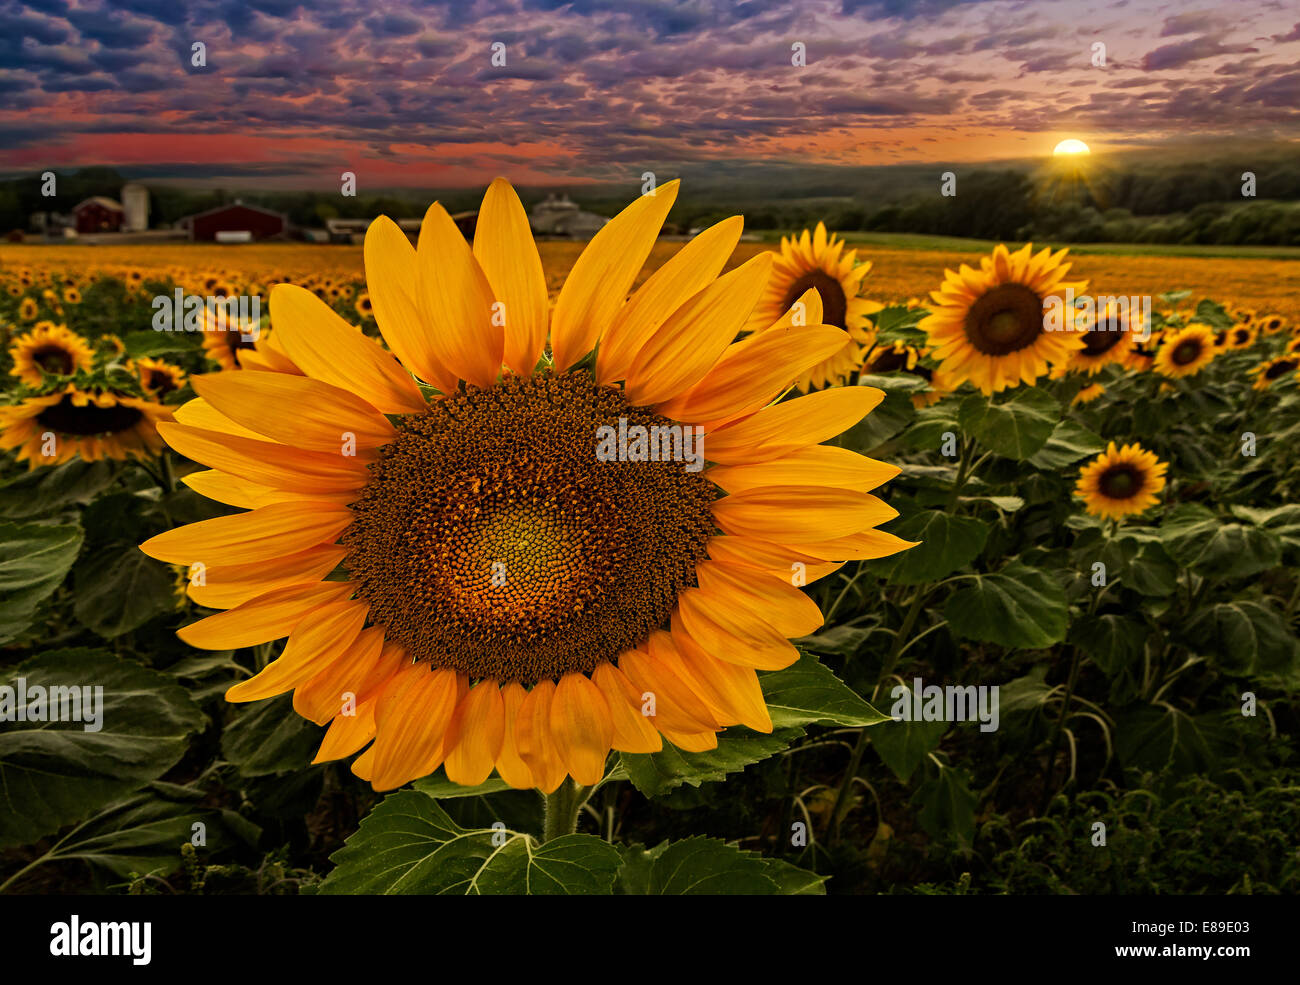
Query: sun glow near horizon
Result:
<box><xmin>1053</xmin><ymin>138</ymin><xmax>1092</xmax><ymax>156</ymax></box>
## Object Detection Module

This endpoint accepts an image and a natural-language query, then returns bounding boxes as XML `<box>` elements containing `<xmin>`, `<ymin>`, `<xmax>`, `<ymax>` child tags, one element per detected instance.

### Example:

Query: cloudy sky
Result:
<box><xmin>3</xmin><ymin>0</ymin><xmax>1298</xmax><ymax>187</ymax></box>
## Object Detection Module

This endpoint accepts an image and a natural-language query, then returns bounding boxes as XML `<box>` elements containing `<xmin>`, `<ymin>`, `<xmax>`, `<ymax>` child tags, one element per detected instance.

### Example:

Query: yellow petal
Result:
<box><xmin>293</xmin><ymin>626</ymin><xmax>387</xmax><ymax>725</ymax></box>
<box><xmin>514</xmin><ymin>681</ymin><xmax>567</xmax><ymax>793</ymax></box>
<box><xmin>187</xmin><ymin>543</ymin><xmax>347</xmax><ymax>609</ymax></box>
<box><xmin>495</xmin><ymin>682</ymin><xmax>535</xmax><ymax>789</ymax></box>
<box><xmin>177</xmin><ymin>580</ymin><xmax>353</xmax><ymax>649</ymax></box>
<box><xmin>549</xmin><ymin>673</ymin><xmax>614</xmax><ymax>786</ymax></box>
<box><xmin>673</xmin><ymin>595</ymin><xmax>799</xmax><ymax>671</ymax></box>
<box><xmin>141</xmin><ymin>500</ymin><xmax>353</xmax><ymax>565</ymax></box>
<box><xmin>619</xmin><ymin>639</ymin><xmax>718</xmax><ymax>733</ymax></box>
<box><xmin>712</xmin><ymin>486</ymin><xmax>897</xmax><ymax>541</ymax></box>
<box><xmin>313</xmin><ymin>695</ymin><xmax>378</xmax><ymax>763</ymax></box>
<box><xmin>704</xmin><ymin>386</ymin><xmax>884</xmax><ymax>464</ymax></box>
<box><xmin>158</xmin><ymin>422</ymin><xmax>370</xmax><ymax>494</ymax></box>
<box><xmin>551</xmin><ymin>180</ymin><xmax>680</xmax><ymax>372</ymax></box>
<box><xmin>444</xmin><ymin>681</ymin><xmax>506</xmax><ymax>786</ymax></box>
<box><xmin>225</xmin><ymin>599</ymin><xmax>368</xmax><ymax>702</ymax></box>
<box><xmin>694</xmin><ymin>559</ymin><xmax>824</xmax><ymax>637</ymax></box>
<box><xmin>708</xmin><ymin>445</ymin><xmax>901</xmax><ymax>494</ymax></box>
<box><xmin>590</xmin><ymin>662</ymin><xmax>662</xmax><ymax>754</ymax></box>
<box><xmin>370</xmin><ymin>666</ymin><xmax>460</xmax><ymax>790</ymax></box>
<box><xmin>473</xmin><ymin>179</ymin><xmax>549</xmax><ymax>376</ymax></box>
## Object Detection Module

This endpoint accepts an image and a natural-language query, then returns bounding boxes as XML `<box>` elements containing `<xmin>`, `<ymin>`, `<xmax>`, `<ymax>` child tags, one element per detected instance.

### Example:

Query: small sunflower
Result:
<box><xmin>1259</xmin><ymin>314</ymin><xmax>1286</xmax><ymax>335</ymax></box>
<box><xmin>136</xmin><ymin>356</ymin><xmax>188</xmax><ymax>398</ymax></box>
<box><xmin>1251</xmin><ymin>355</ymin><xmax>1300</xmax><ymax>390</ymax></box>
<box><xmin>63</xmin><ymin>287</ymin><xmax>81</xmax><ymax>305</ymax></box>
<box><xmin>5</xmin><ymin>283</ymin><xmax>20</xmax><ymax>298</ymax></box>
<box><xmin>920</xmin><ymin>243</ymin><xmax>1086</xmax><ymax>394</ymax></box>
<box><xmin>863</xmin><ymin>341</ymin><xmax>920</xmax><ymax>374</ymax></box>
<box><xmin>100</xmin><ymin>333</ymin><xmax>127</xmax><ymax>357</ymax></box>
<box><xmin>1153</xmin><ymin>323</ymin><xmax>1216</xmax><ymax>379</ymax></box>
<box><xmin>1285</xmin><ymin>336</ymin><xmax>1300</xmax><ymax>356</ymax></box>
<box><xmin>140</xmin><ymin>179</ymin><xmax>914</xmax><ymax>794</ymax></box>
<box><xmin>1063</xmin><ymin>301</ymin><xmax>1139</xmax><ymax>375</ymax></box>
<box><xmin>1232</xmin><ymin>308</ymin><xmax>1255</xmax><ymax>326</ymax></box>
<box><xmin>1072</xmin><ymin>382</ymin><xmax>1105</xmax><ymax>406</ymax></box>
<box><xmin>1075</xmin><ymin>442</ymin><xmax>1167</xmax><ymax>520</ymax></box>
<box><xmin>0</xmin><ymin>385</ymin><xmax>170</xmax><ymax>468</ymax></box>
<box><xmin>742</xmin><ymin>223</ymin><xmax>880</xmax><ymax>390</ymax></box>
<box><xmin>7</xmin><ymin>323</ymin><xmax>94</xmax><ymax>386</ymax></box>
<box><xmin>18</xmin><ymin>297</ymin><xmax>38</xmax><ymax>322</ymax></box>
<box><xmin>355</xmin><ymin>292</ymin><xmax>374</xmax><ymax>318</ymax></box>
<box><xmin>1225</xmin><ymin>324</ymin><xmax>1257</xmax><ymax>350</ymax></box>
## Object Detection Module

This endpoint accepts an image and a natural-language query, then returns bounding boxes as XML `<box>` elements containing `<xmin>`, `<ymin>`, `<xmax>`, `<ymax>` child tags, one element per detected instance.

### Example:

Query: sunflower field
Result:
<box><xmin>1</xmin><ymin>187</ymin><xmax>1298</xmax><ymax>898</ymax></box>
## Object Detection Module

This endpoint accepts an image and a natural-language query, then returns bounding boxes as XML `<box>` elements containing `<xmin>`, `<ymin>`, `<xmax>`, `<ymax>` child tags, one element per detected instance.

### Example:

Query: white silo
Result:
<box><xmin>121</xmin><ymin>183</ymin><xmax>149</xmax><ymax>232</ymax></box>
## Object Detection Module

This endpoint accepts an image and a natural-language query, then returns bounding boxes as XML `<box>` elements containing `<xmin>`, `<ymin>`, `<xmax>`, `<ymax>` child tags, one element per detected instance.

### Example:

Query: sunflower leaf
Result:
<box><xmin>1027</xmin><ymin>418</ymin><xmax>1105</xmax><ymax>470</ymax></box>
<box><xmin>619</xmin><ymin>726</ymin><xmax>802</xmax><ymax>798</ymax></box>
<box><xmin>320</xmin><ymin>791</ymin><xmax>623</xmax><ymax>894</ymax></box>
<box><xmin>1159</xmin><ymin>504</ymin><xmax>1282</xmax><ymax>580</ymax></box>
<box><xmin>943</xmin><ymin>562</ymin><xmax>1068</xmax><ymax>649</ymax></box>
<box><xmin>615</xmin><ymin>837</ymin><xmax>825</xmax><ymax>894</ymax></box>
<box><xmin>864</xmin><ymin>510</ymin><xmax>989</xmax><ymax>584</ymax></box>
<box><xmin>0</xmin><ymin>648</ymin><xmax>205</xmax><ymax>849</ymax></box>
<box><xmin>959</xmin><ymin>388</ymin><xmax>1060</xmax><ymax>460</ymax></box>
<box><xmin>0</xmin><ymin>520</ymin><xmax>83</xmax><ymax>644</ymax></box>
<box><xmin>1182</xmin><ymin>601</ymin><xmax>1300</xmax><ymax>676</ymax></box>
<box><xmin>761</xmin><ymin>650</ymin><xmax>890</xmax><ymax>728</ymax></box>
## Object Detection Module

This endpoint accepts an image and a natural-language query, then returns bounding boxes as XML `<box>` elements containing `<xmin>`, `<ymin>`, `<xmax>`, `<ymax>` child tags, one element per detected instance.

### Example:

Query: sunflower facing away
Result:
<box><xmin>140</xmin><ymin>179</ymin><xmax>914</xmax><ymax>794</ymax></box>
<box><xmin>1153</xmin><ymin>323</ymin><xmax>1216</xmax><ymax>379</ymax></box>
<box><xmin>742</xmin><ymin>223</ymin><xmax>880</xmax><ymax>391</ymax></box>
<box><xmin>8</xmin><ymin>323</ymin><xmax>94</xmax><ymax>387</ymax></box>
<box><xmin>920</xmin><ymin>243</ymin><xmax>1086</xmax><ymax>394</ymax></box>
<box><xmin>1076</xmin><ymin>442</ymin><xmax>1168</xmax><ymax>521</ymax></box>
<box><xmin>0</xmin><ymin>385</ymin><xmax>171</xmax><ymax>467</ymax></box>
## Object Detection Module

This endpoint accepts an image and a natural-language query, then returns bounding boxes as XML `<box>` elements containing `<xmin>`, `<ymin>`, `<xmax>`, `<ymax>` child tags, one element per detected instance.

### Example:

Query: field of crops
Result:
<box><xmin>1</xmin><ymin>224</ymin><xmax>1298</xmax><ymax>897</ymax></box>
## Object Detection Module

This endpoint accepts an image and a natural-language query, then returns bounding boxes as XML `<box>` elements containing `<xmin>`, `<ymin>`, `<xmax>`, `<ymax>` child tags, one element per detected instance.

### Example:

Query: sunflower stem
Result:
<box><xmin>541</xmin><ymin>779</ymin><xmax>586</xmax><ymax>843</ymax></box>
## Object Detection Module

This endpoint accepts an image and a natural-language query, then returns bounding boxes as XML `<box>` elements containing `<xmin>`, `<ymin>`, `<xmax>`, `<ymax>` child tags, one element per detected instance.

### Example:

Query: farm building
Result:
<box><xmin>180</xmin><ymin>201</ymin><xmax>288</xmax><ymax>242</ymax></box>
<box><xmin>529</xmin><ymin>194</ymin><xmax>607</xmax><ymax>237</ymax></box>
<box><xmin>73</xmin><ymin>197</ymin><xmax>124</xmax><ymax>234</ymax></box>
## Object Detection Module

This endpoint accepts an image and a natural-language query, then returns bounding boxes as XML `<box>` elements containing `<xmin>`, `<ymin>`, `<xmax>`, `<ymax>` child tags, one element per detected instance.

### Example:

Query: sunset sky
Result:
<box><xmin>3</xmin><ymin>0</ymin><xmax>1299</xmax><ymax>188</ymax></box>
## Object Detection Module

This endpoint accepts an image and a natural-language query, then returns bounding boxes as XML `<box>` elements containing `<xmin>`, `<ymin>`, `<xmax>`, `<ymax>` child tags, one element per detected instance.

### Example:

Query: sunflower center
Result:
<box><xmin>1170</xmin><ymin>340</ymin><xmax>1202</xmax><ymax>366</ymax></box>
<box><xmin>342</xmin><ymin>370</ymin><xmax>716</xmax><ymax>685</ymax></box>
<box><xmin>1265</xmin><ymin>359</ymin><xmax>1297</xmax><ymax>380</ymax></box>
<box><xmin>147</xmin><ymin>369</ymin><xmax>178</xmax><ymax>396</ymax></box>
<box><xmin>782</xmin><ymin>270</ymin><xmax>847</xmax><ymax>329</ymax></box>
<box><xmin>1081</xmin><ymin>327</ymin><xmax>1123</xmax><ymax>356</ymax></box>
<box><xmin>1098</xmin><ymin>464</ymin><xmax>1143</xmax><ymax>500</ymax></box>
<box><xmin>964</xmin><ymin>283</ymin><xmax>1044</xmax><ymax>355</ymax></box>
<box><xmin>36</xmin><ymin>394</ymin><xmax>143</xmax><ymax>436</ymax></box>
<box><xmin>31</xmin><ymin>344</ymin><xmax>74</xmax><ymax>375</ymax></box>
<box><xmin>868</xmin><ymin>348</ymin><xmax>910</xmax><ymax>373</ymax></box>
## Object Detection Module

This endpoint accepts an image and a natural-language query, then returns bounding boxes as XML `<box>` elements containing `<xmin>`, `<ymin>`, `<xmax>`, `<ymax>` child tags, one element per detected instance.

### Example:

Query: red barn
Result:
<box><xmin>182</xmin><ymin>202</ymin><xmax>287</xmax><ymax>242</ymax></box>
<box><xmin>73</xmin><ymin>197</ymin><xmax>124</xmax><ymax>234</ymax></box>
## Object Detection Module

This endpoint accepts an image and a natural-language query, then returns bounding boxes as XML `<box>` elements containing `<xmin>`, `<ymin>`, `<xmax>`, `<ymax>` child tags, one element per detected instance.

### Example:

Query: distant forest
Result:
<box><xmin>3</xmin><ymin>150</ymin><xmax>1299</xmax><ymax>246</ymax></box>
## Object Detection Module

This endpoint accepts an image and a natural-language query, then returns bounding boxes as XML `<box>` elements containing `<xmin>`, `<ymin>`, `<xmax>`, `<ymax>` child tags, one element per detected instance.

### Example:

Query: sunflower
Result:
<box><xmin>1224</xmin><ymin>324</ymin><xmax>1257</xmax><ymax>350</ymax></box>
<box><xmin>1285</xmin><ymin>337</ymin><xmax>1300</xmax><ymax>356</ymax></box>
<box><xmin>920</xmin><ymin>243</ymin><xmax>1086</xmax><ymax>394</ymax></box>
<box><xmin>1062</xmin><ymin>301</ymin><xmax>1139</xmax><ymax>375</ymax></box>
<box><xmin>5</xmin><ymin>283</ymin><xmax>20</xmax><ymax>298</ymax></box>
<box><xmin>1075</xmin><ymin>442</ymin><xmax>1167</xmax><ymax>520</ymax></box>
<box><xmin>136</xmin><ymin>356</ymin><xmax>188</xmax><ymax>398</ymax></box>
<box><xmin>7</xmin><ymin>323</ymin><xmax>94</xmax><ymax>386</ymax></box>
<box><xmin>100</xmin><ymin>333</ymin><xmax>126</xmax><ymax>357</ymax></box>
<box><xmin>742</xmin><ymin>223</ymin><xmax>880</xmax><ymax>390</ymax></box>
<box><xmin>863</xmin><ymin>341</ymin><xmax>919</xmax><ymax>374</ymax></box>
<box><xmin>63</xmin><ymin>287</ymin><xmax>81</xmax><ymax>305</ymax></box>
<box><xmin>1072</xmin><ymin>382</ymin><xmax>1105</xmax><ymax>406</ymax></box>
<box><xmin>1259</xmin><ymin>314</ymin><xmax>1286</xmax><ymax>335</ymax></box>
<box><xmin>355</xmin><ymin>292</ymin><xmax>374</xmax><ymax>319</ymax></box>
<box><xmin>1251</xmin><ymin>355</ymin><xmax>1300</xmax><ymax>391</ymax></box>
<box><xmin>140</xmin><ymin>179</ymin><xmax>914</xmax><ymax>794</ymax></box>
<box><xmin>1153</xmin><ymin>323</ymin><xmax>1216</xmax><ymax>379</ymax></box>
<box><xmin>1233</xmin><ymin>308</ymin><xmax>1256</xmax><ymax>326</ymax></box>
<box><xmin>18</xmin><ymin>297</ymin><xmax>38</xmax><ymax>322</ymax></box>
<box><xmin>0</xmin><ymin>385</ymin><xmax>170</xmax><ymax>468</ymax></box>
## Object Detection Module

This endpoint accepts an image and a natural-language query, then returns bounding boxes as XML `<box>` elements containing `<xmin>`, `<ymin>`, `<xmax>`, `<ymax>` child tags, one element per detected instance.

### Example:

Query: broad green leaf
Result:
<box><xmin>124</xmin><ymin>330</ymin><xmax>193</xmax><ymax>358</ymax></box>
<box><xmin>221</xmin><ymin>692</ymin><xmax>323</xmax><ymax>777</ymax></box>
<box><xmin>902</xmin><ymin>404</ymin><xmax>960</xmax><ymax>450</ymax></box>
<box><xmin>943</xmin><ymin>562</ymin><xmax>1068</xmax><ymax>649</ymax></box>
<box><xmin>841</xmin><ymin>386</ymin><xmax>915</xmax><ymax>452</ymax></box>
<box><xmin>1160</xmin><ymin>504</ymin><xmax>1282</xmax><ymax>580</ymax></box>
<box><xmin>413</xmin><ymin>772</ymin><xmax>514</xmax><ymax>799</ymax></box>
<box><xmin>0</xmin><ymin>521</ymin><xmax>83</xmax><ymax>644</ymax></box>
<box><xmin>1125</xmin><ymin>542</ymin><xmax>1179</xmax><ymax>596</ymax></box>
<box><xmin>0</xmin><ymin>460</ymin><xmax>117</xmax><ymax>519</ymax></box>
<box><xmin>1070</xmin><ymin>614</ymin><xmax>1147</xmax><ymax>675</ymax></box>
<box><xmin>74</xmin><ymin>542</ymin><xmax>177</xmax><ymax>638</ymax></box>
<box><xmin>798</xmin><ymin>622</ymin><xmax>874</xmax><ymax>659</ymax></box>
<box><xmin>870</xmin><ymin>683</ymin><xmax>948</xmax><ymax>782</ymax></box>
<box><xmin>1183</xmin><ymin>601</ymin><xmax>1300</xmax><ymax>676</ymax></box>
<box><xmin>912</xmin><ymin>764</ymin><xmax>977</xmax><ymax>850</ymax></box>
<box><xmin>0</xmin><ymin>649</ymin><xmax>204</xmax><ymax>848</ymax></box>
<box><xmin>864</xmin><ymin>511</ymin><xmax>989</xmax><ymax>584</ymax></box>
<box><xmin>1115</xmin><ymin>704</ymin><xmax>1213</xmax><ymax>774</ymax></box>
<box><xmin>1027</xmin><ymin>418</ymin><xmax>1105</xmax><ymax>470</ymax></box>
<box><xmin>760</xmin><ymin>651</ymin><xmax>890</xmax><ymax>728</ymax></box>
<box><xmin>616</xmin><ymin>837</ymin><xmax>824</xmax><ymax>894</ymax></box>
<box><xmin>997</xmin><ymin>665</ymin><xmax>1055</xmax><ymax>716</ymax></box>
<box><xmin>619</xmin><ymin>727</ymin><xmax>801</xmax><ymax>798</ymax></box>
<box><xmin>320</xmin><ymin>791</ymin><xmax>622</xmax><ymax>894</ymax></box>
<box><xmin>959</xmin><ymin>387</ymin><xmax>1061</xmax><ymax>460</ymax></box>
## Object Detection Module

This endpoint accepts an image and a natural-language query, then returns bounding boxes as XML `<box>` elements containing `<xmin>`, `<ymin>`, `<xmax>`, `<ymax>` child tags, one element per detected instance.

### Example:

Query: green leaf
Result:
<box><xmin>902</xmin><ymin>404</ymin><xmax>960</xmax><ymax>450</ymax></box>
<box><xmin>0</xmin><ymin>649</ymin><xmax>205</xmax><ymax>849</ymax></box>
<box><xmin>1071</xmin><ymin>614</ymin><xmax>1147</xmax><ymax>675</ymax></box>
<box><xmin>1027</xmin><ymin>418</ymin><xmax>1105</xmax><ymax>470</ymax></box>
<box><xmin>221</xmin><ymin>692</ymin><xmax>323</xmax><ymax>777</ymax></box>
<box><xmin>619</xmin><ymin>727</ymin><xmax>801</xmax><ymax>798</ymax></box>
<box><xmin>616</xmin><ymin>837</ymin><xmax>824</xmax><ymax>894</ymax></box>
<box><xmin>959</xmin><ymin>387</ymin><xmax>1061</xmax><ymax>460</ymax></box>
<box><xmin>1193</xmin><ymin>299</ymin><xmax>1233</xmax><ymax>330</ymax></box>
<box><xmin>124</xmin><ymin>330</ymin><xmax>193</xmax><ymax>358</ymax></box>
<box><xmin>74</xmin><ymin>542</ymin><xmax>176</xmax><ymax>638</ymax></box>
<box><xmin>0</xmin><ymin>460</ymin><xmax>117</xmax><ymax>519</ymax></box>
<box><xmin>864</xmin><ymin>510</ymin><xmax>989</xmax><ymax>585</ymax></box>
<box><xmin>913</xmin><ymin>764</ymin><xmax>977</xmax><ymax>850</ymax></box>
<box><xmin>870</xmin><ymin>685</ymin><xmax>948</xmax><ymax>783</ymax></box>
<box><xmin>1183</xmin><ymin>601</ymin><xmax>1300</xmax><ymax>676</ymax></box>
<box><xmin>320</xmin><ymin>791</ymin><xmax>623</xmax><ymax>894</ymax></box>
<box><xmin>841</xmin><ymin>385</ymin><xmax>915</xmax><ymax>452</ymax></box>
<box><xmin>413</xmin><ymin>772</ymin><xmax>514</xmax><ymax>799</ymax></box>
<box><xmin>0</xmin><ymin>520</ymin><xmax>83</xmax><ymax>644</ymax></box>
<box><xmin>1115</xmin><ymin>704</ymin><xmax>1213</xmax><ymax>774</ymax></box>
<box><xmin>943</xmin><ymin>562</ymin><xmax>1067</xmax><ymax>649</ymax></box>
<box><xmin>1125</xmin><ymin>542</ymin><xmax>1179</xmax><ymax>596</ymax></box>
<box><xmin>997</xmin><ymin>665</ymin><xmax>1055</xmax><ymax>716</ymax></box>
<box><xmin>760</xmin><ymin>651</ymin><xmax>890</xmax><ymax>728</ymax></box>
<box><xmin>1160</xmin><ymin>504</ymin><xmax>1282</xmax><ymax>580</ymax></box>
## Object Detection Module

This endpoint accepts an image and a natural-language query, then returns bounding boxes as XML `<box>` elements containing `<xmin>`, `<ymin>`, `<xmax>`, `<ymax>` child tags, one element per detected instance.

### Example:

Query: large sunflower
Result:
<box><xmin>8</xmin><ymin>323</ymin><xmax>93</xmax><ymax>387</ymax></box>
<box><xmin>920</xmin><ymin>243</ymin><xmax>1086</xmax><ymax>394</ymax></box>
<box><xmin>741</xmin><ymin>223</ymin><xmax>880</xmax><ymax>391</ymax></box>
<box><xmin>0</xmin><ymin>385</ymin><xmax>170</xmax><ymax>467</ymax></box>
<box><xmin>140</xmin><ymin>179</ymin><xmax>914</xmax><ymax>794</ymax></box>
<box><xmin>1153</xmin><ymin>323</ymin><xmax>1216</xmax><ymax>379</ymax></box>
<box><xmin>1075</xmin><ymin>442</ymin><xmax>1167</xmax><ymax>520</ymax></box>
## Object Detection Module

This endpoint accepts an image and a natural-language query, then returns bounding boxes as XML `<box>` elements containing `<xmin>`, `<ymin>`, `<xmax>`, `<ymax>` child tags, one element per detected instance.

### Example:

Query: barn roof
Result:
<box><xmin>179</xmin><ymin>201</ymin><xmax>288</xmax><ymax>224</ymax></box>
<box><xmin>73</xmin><ymin>197</ymin><xmax>124</xmax><ymax>213</ymax></box>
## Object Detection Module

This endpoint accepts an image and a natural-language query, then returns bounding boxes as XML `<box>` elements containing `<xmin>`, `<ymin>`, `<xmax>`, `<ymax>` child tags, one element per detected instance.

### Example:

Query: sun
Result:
<box><xmin>1053</xmin><ymin>139</ymin><xmax>1091</xmax><ymax>156</ymax></box>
